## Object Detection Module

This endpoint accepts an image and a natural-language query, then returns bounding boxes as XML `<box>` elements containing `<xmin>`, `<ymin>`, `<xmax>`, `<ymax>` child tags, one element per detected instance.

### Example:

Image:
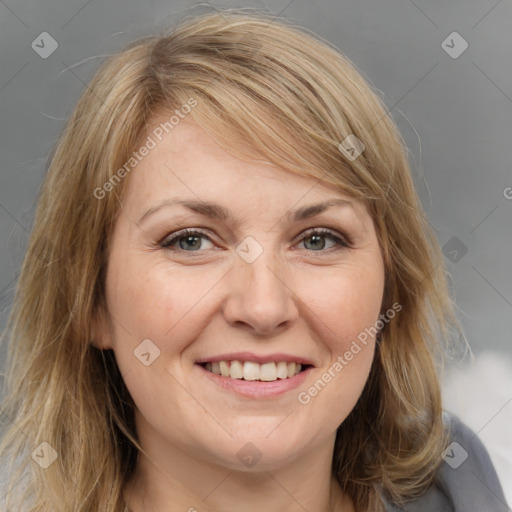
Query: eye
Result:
<box><xmin>296</xmin><ymin>228</ymin><xmax>350</xmax><ymax>252</ymax></box>
<box><xmin>160</xmin><ymin>228</ymin><xmax>214</xmax><ymax>252</ymax></box>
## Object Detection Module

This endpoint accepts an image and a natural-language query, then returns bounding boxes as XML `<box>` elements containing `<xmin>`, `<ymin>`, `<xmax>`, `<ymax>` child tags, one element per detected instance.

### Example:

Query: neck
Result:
<box><xmin>123</xmin><ymin>414</ymin><xmax>353</xmax><ymax>512</ymax></box>
<box><xmin>125</xmin><ymin>466</ymin><xmax>350</xmax><ymax>512</ymax></box>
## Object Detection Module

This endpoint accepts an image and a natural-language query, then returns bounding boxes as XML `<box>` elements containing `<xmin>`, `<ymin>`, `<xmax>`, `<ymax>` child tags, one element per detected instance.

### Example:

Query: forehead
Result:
<box><xmin>121</xmin><ymin>119</ymin><xmax>370</xmax><ymax>226</ymax></box>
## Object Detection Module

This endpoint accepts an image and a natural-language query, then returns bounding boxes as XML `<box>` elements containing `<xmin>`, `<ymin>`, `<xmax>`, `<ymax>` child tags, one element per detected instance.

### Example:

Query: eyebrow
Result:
<box><xmin>136</xmin><ymin>197</ymin><xmax>353</xmax><ymax>226</ymax></box>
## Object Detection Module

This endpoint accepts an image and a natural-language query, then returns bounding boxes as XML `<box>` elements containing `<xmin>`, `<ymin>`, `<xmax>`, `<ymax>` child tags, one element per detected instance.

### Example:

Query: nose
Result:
<box><xmin>222</xmin><ymin>249</ymin><xmax>299</xmax><ymax>336</ymax></box>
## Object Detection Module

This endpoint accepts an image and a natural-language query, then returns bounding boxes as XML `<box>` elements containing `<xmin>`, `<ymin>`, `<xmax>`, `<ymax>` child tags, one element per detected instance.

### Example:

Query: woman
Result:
<box><xmin>0</xmin><ymin>10</ymin><xmax>508</xmax><ymax>512</ymax></box>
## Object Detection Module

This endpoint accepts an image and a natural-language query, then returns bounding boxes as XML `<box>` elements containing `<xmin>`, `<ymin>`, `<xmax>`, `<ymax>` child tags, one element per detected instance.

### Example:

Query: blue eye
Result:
<box><xmin>159</xmin><ymin>228</ymin><xmax>349</xmax><ymax>253</ymax></box>
<box><xmin>160</xmin><ymin>228</ymin><xmax>213</xmax><ymax>251</ymax></box>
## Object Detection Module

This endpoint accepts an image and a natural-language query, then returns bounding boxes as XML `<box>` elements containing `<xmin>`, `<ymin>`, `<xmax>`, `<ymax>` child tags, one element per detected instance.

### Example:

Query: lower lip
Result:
<box><xmin>195</xmin><ymin>363</ymin><xmax>312</xmax><ymax>399</ymax></box>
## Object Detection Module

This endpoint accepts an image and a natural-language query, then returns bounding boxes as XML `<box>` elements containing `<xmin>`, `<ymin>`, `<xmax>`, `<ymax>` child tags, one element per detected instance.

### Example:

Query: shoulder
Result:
<box><xmin>381</xmin><ymin>411</ymin><xmax>510</xmax><ymax>512</ymax></box>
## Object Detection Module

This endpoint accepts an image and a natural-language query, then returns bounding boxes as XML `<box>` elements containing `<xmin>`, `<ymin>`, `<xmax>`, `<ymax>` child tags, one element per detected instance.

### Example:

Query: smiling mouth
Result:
<box><xmin>198</xmin><ymin>360</ymin><xmax>312</xmax><ymax>382</ymax></box>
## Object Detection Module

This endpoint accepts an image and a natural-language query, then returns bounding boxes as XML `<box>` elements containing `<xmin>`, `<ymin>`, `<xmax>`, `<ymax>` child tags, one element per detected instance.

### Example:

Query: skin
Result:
<box><xmin>93</xmin><ymin>119</ymin><xmax>385</xmax><ymax>512</ymax></box>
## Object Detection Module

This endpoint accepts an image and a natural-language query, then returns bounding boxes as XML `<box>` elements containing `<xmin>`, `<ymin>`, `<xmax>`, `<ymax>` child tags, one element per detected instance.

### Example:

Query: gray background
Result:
<box><xmin>1</xmin><ymin>0</ymin><xmax>511</xmax><ymax>503</ymax></box>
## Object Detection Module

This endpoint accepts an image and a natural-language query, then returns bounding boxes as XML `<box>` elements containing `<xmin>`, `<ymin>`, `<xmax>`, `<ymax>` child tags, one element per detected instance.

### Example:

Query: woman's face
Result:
<box><xmin>96</xmin><ymin>119</ymin><xmax>385</xmax><ymax>472</ymax></box>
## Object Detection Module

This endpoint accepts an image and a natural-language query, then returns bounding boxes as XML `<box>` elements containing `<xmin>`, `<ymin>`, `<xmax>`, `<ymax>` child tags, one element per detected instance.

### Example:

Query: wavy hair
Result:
<box><xmin>0</xmin><ymin>9</ymin><xmax>459</xmax><ymax>511</ymax></box>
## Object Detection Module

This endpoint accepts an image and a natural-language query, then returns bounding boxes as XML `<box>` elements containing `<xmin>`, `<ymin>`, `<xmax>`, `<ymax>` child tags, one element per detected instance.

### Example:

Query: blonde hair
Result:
<box><xmin>0</xmin><ymin>10</ymin><xmax>459</xmax><ymax>511</ymax></box>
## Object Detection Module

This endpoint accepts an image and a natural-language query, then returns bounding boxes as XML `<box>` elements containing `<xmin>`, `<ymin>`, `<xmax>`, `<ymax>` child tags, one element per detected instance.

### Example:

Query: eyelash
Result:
<box><xmin>159</xmin><ymin>227</ymin><xmax>350</xmax><ymax>254</ymax></box>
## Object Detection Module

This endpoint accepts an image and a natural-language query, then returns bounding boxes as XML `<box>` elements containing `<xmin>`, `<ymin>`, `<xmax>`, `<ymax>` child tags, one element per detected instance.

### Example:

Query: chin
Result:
<box><xmin>192</xmin><ymin>430</ymin><xmax>306</xmax><ymax>472</ymax></box>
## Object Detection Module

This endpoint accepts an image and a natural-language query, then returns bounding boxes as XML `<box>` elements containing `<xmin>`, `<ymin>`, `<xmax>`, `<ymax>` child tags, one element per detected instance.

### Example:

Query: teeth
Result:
<box><xmin>219</xmin><ymin>360</ymin><xmax>230</xmax><ymax>377</ymax></box>
<box><xmin>229</xmin><ymin>360</ymin><xmax>243</xmax><ymax>379</ymax></box>
<box><xmin>211</xmin><ymin>362</ymin><xmax>221</xmax><ymax>375</ymax></box>
<box><xmin>203</xmin><ymin>360</ymin><xmax>305</xmax><ymax>381</ymax></box>
<box><xmin>260</xmin><ymin>362</ymin><xmax>277</xmax><ymax>381</ymax></box>
<box><xmin>243</xmin><ymin>361</ymin><xmax>260</xmax><ymax>381</ymax></box>
<box><xmin>276</xmin><ymin>361</ymin><xmax>288</xmax><ymax>379</ymax></box>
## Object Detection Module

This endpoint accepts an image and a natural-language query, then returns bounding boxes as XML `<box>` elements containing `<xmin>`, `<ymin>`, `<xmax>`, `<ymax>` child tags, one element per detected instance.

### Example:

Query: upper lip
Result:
<box><xmin>196</xmin><ymin>352</ymin><xmax>315</xmax><ymax>366</ymax></box>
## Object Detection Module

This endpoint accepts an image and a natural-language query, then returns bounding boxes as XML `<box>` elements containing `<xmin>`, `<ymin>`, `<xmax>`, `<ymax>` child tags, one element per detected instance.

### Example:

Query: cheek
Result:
<box><xmin>105</xmin><ymin>254</ymin><xmax>219</xmax><ymax>358</ymax></box>
<box><xmin>295</xmin><ymin>260</ymin><xmax>383</xmax><ymax>424</ymax></box>
<box><xmin>106</xmin><ymin>248</ymin><xmax>162</xmax><ymax>327</ymax></box>
<box><xmin>297</xmin><ymin>286</ymin><xmax>380</xmax><ymax>435</ymax></box>
<box><xmin>313</xmin><ymin>261</ymin><xmax>385</xmax><ymax>345</ymax></box>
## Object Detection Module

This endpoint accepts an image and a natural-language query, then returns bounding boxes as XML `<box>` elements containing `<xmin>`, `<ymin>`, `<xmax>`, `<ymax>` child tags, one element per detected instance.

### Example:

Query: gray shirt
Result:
<box><xmin>382</xmin><ymin>412</ymin><xmax>510</xmax><ymax>511</ymax></box>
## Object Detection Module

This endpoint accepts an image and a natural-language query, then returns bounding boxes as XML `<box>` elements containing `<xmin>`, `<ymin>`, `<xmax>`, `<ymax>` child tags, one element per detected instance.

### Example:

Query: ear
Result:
<box><xmin>90</xmin><ymin>304</ymin><xmax>114</xmax><ymax>350</ymax></box>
